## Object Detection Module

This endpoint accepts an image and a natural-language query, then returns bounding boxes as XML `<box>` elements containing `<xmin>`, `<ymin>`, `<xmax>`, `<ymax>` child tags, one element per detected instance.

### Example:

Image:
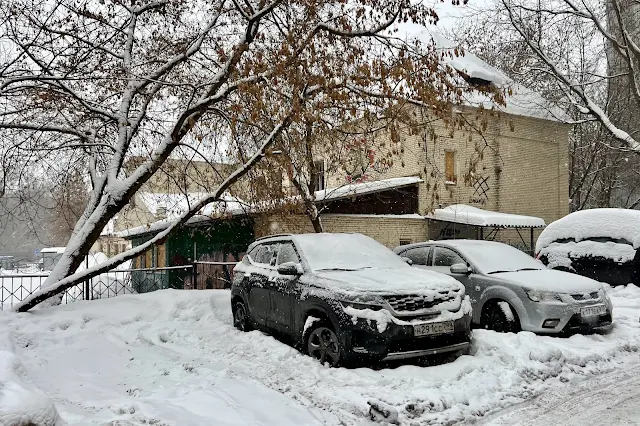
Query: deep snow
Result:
<box><xmin>1</xmin><ymin>285</ymin><xmax>639</xmax><ymax>425</ymax></box>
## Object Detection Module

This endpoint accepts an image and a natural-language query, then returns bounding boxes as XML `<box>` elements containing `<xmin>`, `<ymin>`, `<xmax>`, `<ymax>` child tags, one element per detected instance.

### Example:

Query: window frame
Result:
<box><xmin>444</xmin><ymin>150</ymin><xmax>457</xmax><ymax>183</ymax></box>
<box><xmin>432</xmin><ymin>246</ymin><xmax>466</xmax><ymax>267</ymax></box>
<box><xmin>401</xmin><ymin>246</ymin><xmax>432</xmax><ymax>266</ymax></box>
<box><xmin>313</xmin><ymin>159</ymin><xmax>326</xmax><ymax>192</ymax></box>
<box><xmin>276</xmin><ymin>242</ymin><xmax>301</xmax><ymax>266</ymax></box>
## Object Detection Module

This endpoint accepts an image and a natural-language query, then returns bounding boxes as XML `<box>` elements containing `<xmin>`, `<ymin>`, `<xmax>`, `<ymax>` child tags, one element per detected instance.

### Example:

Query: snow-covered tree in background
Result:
<box><xmin>0</xmin><ymin>0</ymin><xmax>493</xmax><ymax>311</ymax></box>
<box><xmin>447</xmin><ymin>0</ymin><xmax>640</xmax><ymax>210</ymax></box>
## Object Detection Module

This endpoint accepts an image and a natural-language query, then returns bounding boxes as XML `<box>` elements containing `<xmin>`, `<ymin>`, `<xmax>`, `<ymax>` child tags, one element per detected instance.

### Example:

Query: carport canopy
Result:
<box><xmin>427</xmin><ymin>204</ymin><xmax>546</xmax><ymax>253</ymax></box>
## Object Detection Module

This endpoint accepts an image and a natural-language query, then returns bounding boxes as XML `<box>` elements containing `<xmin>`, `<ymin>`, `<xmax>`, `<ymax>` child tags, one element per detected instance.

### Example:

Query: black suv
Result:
<box><xmin>231</xmin><ymin>233</ymin><xmax>472</xmax><ymax>367</ymax></box>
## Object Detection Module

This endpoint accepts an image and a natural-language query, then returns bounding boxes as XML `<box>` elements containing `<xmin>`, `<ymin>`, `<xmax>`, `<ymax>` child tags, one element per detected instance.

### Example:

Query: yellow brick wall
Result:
<box><xmin>255</xmin><ymin>214</ymin><xmax>428</xmax><ymax>248</ymax></box>
<box><xmin>322</xmin><ymin>107</ymin><xmax>571</xmax><ymax>225</ymax></box>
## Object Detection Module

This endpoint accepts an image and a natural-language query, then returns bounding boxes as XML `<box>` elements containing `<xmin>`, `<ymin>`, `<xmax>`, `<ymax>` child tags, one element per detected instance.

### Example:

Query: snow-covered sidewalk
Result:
<box><xmin>0</xmin><ymin>285</ymin><xmax>639</xmax><ymax>425</ymax></box>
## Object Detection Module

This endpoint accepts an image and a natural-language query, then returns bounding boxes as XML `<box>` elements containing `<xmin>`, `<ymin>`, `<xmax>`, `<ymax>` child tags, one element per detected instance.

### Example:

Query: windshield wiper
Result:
<box><xmin>317</xmin><ymin>267</ymin><xmax>373</xmax><ymax>272</ymax></box>
<box><xmin>515</xmin><ymin>268</ymin><xmax>542</xmax><ymax>272</ymax></box>
<box><xmin>487</xmin><ymin>270</ymin><xmax>513</xmax><ymax>274</ymax></box>
<box><xmin>316</xmin><ymin>268</ymin><xmax>359</xmax><ymax>272</ymax></box>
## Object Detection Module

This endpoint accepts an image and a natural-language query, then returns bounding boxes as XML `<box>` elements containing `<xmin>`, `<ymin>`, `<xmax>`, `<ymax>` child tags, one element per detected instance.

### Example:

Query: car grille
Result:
<box><xmin>570</xmin><ymin>292</ymin><xmax>599</xmax><ymax>301</ymax></box>
<box><xmin>387</xmin><ymin>331</ymin><xmax>469</xmax><ymax>354</ymax></box>
<box><xmin>384</xmin><ymin>292</ymin><xmax>455</xmax><ymax>312</ymax></box>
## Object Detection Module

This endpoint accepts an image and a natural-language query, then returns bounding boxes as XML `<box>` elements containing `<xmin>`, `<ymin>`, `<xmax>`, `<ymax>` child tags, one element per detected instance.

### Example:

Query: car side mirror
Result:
<box><xmin>401</xmin><ymin>257</ymin><xmax>413</xmax><ymax>265</ymax></box>
<box><xmin>277</xmin><ymin>262</ymin><xmax>303</xmax><ymax>276</ymax></box>
<box><xmin>450</xmin><ymin>263</ymin><xmax>472</xmax><ymax>274</ymax></box>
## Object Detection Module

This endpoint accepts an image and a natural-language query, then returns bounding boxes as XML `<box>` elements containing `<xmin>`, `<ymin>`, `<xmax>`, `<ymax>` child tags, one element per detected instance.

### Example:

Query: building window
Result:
<box><xmin>313</xmin><ymin>160</ymin><xmax>325</xmax><ymax>191</ymax></box>
<box><xmin>399</xmin><ymin>239</ymin><xmax>412</xmax><ymax>246</ymax></box>
<box><xmin>445</xmin><ymin>150</ymin><xmax>457</xmax><ymax>183</ymax></box>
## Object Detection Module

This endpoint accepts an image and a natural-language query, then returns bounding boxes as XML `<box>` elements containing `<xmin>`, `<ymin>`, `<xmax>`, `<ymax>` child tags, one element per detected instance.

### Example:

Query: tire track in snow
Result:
<box><xmin>478</xmin><ymin>363</ymin><xmax>640</xmax><ymax>425</ymax></box>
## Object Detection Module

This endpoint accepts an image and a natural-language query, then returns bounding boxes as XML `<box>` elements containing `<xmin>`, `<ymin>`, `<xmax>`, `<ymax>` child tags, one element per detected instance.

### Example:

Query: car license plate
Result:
<box><xmin>413</xmin><ymin>321</ymin><xmax>454</xmax><ymax>337</ymax></box>
<box><xmin>580</xmin><ymin>304</ymin><xmax>606</xmax><ymax>317</ymax></box>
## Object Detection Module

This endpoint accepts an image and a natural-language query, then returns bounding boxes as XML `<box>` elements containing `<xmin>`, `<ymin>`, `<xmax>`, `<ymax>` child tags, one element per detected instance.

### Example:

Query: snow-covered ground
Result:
<box><xmin>0</xmin><ymin>285</ymin><xmax>639</xmax><ymax>425</ymax></box>
<box><xmin>480</xmin><ymin>363</ymin><xmax>640</xmax><ymax>425</ymax></box>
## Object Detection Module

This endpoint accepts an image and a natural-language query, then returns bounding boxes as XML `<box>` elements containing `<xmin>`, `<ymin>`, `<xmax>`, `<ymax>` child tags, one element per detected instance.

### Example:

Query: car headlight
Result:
<box><xmin>340</xmin><ymin>301</ymin><xmax>383</xmax><ymax>311</ymax></box>
<box><xmin>525</xmin><ymin>289</ymin><xmax>562</xmax><ymax>302</ymax></box>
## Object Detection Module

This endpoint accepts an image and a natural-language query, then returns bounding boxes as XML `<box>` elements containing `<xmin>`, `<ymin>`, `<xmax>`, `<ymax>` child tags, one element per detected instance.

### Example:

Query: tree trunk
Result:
<box><xmin>304</xmin><ymin>200</ymin><xmax>324</xmax><ymax>233</ymax></box>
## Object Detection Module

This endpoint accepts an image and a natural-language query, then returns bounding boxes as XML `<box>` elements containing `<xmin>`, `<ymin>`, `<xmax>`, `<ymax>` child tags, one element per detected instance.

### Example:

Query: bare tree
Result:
<box><xmin>447</xmin><ymin>0</ymin><xmax>640</xmax><ymax>210</ymax></box>
<box><xmin>1</xmin><ymin>0</ymin><xmax>481</xmax><ymax>311</ymax></box>
<box><xmin>498</xmin><ymin>0</ymin><xmax>640</xmax><ymax>150</ymax></box>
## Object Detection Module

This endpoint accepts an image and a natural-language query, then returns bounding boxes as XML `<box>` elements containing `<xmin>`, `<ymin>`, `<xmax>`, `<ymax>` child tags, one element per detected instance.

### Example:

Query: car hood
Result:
<box><xmin>491</xmin><ymin>269</ymin><xmax>603</xmax><ymax>293</ymax></box>
<box><xmin>310</xmin><ymin>267</ymin><xmax>463</xmax><ymax>298</ymax></box>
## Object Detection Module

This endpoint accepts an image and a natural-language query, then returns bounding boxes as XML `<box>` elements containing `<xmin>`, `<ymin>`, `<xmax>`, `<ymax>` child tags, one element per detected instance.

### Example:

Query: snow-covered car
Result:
<box><xmin>535</xmin><ymin>208</ymin><xmax>640</xmax><ymax>286</ymax></box>
<box><xmin>394</xmin><ymin>240</ymin><xmax>613</xmax><ymax>334</ymax></box>
<box><xmin>231</xmin><ymin>233</ymin><xmax>472</xmax><ymax>367</ymax></box>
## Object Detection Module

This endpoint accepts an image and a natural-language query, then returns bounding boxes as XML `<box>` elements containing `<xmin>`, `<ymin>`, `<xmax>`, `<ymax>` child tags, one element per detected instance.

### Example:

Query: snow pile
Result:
<box><xmin>536</xmin><ymin>208</ymin><xmax>640</xmax><ymax>252</ymax></box>
<box><xmin>430</xmin><ymin>204</ymin><xmax>546</xmax><ymax>228</ymax></box>
<box><xmin>0</xmin><ymin>331</ymin><xmax>63</xmax><ymax>426</ymax></box>
<box><xmin>541</xmin><ymin>240</ymin><xmax>637</xmax><ymax>269</ymax></box>
<box><xmin>0</xmin><ymin>286</ymin><xmax>638</xmax><ymax>425</ymax></box>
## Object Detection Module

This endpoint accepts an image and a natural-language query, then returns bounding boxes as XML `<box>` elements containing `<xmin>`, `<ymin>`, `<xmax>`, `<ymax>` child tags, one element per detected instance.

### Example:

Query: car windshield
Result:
<box><xmin>459</xmin><ymin>242</ymin><xmax>545</xmax><ymax>274</ymax></box>
<box><xmin>293</xmin><ymin>233</ymin><xmax>408</xmax><ymax>272</ymax></box>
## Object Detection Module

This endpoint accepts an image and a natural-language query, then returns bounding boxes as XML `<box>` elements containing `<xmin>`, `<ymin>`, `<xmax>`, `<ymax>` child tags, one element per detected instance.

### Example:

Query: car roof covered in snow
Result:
<box><xmin>536</xmin><ymin>208</ymin><xmax>640</xmax><ymax>251</ymax></box>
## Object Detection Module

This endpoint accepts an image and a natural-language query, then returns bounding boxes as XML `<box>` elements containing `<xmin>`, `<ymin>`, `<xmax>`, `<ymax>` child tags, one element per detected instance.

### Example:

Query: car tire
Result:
<box><xmin>232</xmin><ymin>300</ymin><xmax>252</xmax><ymax>332</ymax></box>
<box><xmin>482</xmin><ymin>301</ymin><xmax>521</xmax><ymax>333</ymax></box>
<box><xmin>304</xmin><ymin>320</ymin><xmax>343</xmax><ymax>367</ymax></box>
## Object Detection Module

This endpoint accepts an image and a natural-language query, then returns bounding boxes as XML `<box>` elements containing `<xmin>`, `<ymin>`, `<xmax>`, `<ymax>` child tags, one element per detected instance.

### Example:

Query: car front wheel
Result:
<box><xmin>305</xmin><ymin>321</ymin><xmax>342</xmax><ymax>367</ymax></box>
<box><xmin>482</xmin><ymin>301</ymin><xmax>521</xmax><ymax>333</ymax></box>
<box><xmin>232</xmin><ymin>301</ymin><xmax>252</xmax><ymax>332</ymax></box>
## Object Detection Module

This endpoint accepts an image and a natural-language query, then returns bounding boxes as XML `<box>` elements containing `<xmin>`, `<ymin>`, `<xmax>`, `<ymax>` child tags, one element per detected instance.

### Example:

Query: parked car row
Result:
<box><xmin>231</xmin><ymin>232</ymin><xmax>614</xmax><ymax>367</ymax></box>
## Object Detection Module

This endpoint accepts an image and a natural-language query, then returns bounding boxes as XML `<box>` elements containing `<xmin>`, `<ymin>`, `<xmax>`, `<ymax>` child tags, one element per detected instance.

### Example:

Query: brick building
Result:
<box><xmin>256</xmin><ymin>40</ymin><xmax>571</xmax><ymax>249</ymax></box>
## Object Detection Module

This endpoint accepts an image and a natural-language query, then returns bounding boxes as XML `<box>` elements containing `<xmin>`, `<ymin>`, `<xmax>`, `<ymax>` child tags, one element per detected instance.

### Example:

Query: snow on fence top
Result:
<box><xmin>536</xmin><ymin>208</ymin><xmax>640</xmax><ymax>252</ymax></box>
<box><xmin>429</xmin><ymin>204</ymin><xmax>546</xmax><ymax>229</ymax></box>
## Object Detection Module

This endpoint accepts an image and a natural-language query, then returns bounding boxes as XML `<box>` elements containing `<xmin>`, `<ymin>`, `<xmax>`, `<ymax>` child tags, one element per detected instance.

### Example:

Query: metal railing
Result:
<box><xmin>0</xmin><ymin>265</ymin><xmax>194</xmax><ymax>310</ymax></box>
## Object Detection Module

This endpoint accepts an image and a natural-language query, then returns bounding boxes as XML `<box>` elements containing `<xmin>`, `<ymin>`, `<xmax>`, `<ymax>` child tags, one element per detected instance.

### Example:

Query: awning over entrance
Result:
<box><xmin>427</xmin><ymin>204</ymin><xmax>546</xmax><ymax>254</ymax></box>
<box><xmin>430</xmin><ymin>204</ymin><xmax>546</xmax><ymax>228</ymax></box>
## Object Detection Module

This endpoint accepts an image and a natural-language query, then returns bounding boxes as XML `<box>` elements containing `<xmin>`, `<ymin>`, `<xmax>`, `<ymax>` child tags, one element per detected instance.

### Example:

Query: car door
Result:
<box><xmin>266</xmin><ymin>242</ymin><xmax>302</xmax><ymax>334</ymax></box>
<box><xmin>430</xmin><ymin>246</ymin><xmax>478</xmax><ymax>302</ymax></box>
<box><xmin>245</xmin><ymin>243</ymin><xmax>277</xmax><ymax>327</ymax></box>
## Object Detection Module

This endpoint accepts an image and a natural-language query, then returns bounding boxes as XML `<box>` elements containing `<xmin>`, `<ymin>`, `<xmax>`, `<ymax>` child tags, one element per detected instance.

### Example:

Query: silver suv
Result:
<box><xmin>394</xmin><ymin>240</ymin><xmax>613</xmax><ymax>334</ymax></box>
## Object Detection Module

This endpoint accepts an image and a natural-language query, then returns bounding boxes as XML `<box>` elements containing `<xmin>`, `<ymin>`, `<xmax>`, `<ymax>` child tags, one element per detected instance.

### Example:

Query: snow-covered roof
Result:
<box><xmin>116</xmin><ymin>192</ymin><xmax>249</xmax><ymax>238</ymax></box>
<box><xmin>536</xmin><ymin>208</ymin><xmax>640</xmax><ymax>252</ymax></box>
<box><xmin>429</xmin><ymin>204</ymin><xmax>546</xmax><ymax>228</ymax></box>
<box><xmin>138</xmin><ymin>192</ymin><xmax>208</xmax><ymax>219</ymax></box>
<box><xmin>40</xmin><ymin>247</ymin><xmax>66</xmax><ymax>254</ymax></box>
<box><xmin>117</xmin><ymin>177</ymin><xmax>422</xmax><ymax>238</ymax></box>
<box><xmin>315</xmin><ymin>176</ymin><xmax>422</xmax><ymax>202</ymax></box>
<box><xmin>415</xmin><ymin>32</ymin><xmax>569</xmax><ymax>122</ymax></box>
